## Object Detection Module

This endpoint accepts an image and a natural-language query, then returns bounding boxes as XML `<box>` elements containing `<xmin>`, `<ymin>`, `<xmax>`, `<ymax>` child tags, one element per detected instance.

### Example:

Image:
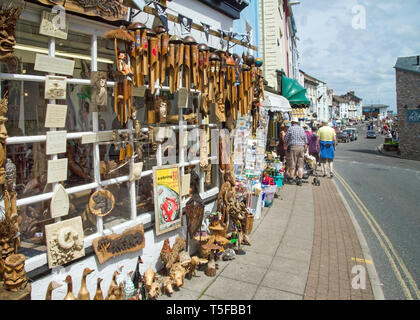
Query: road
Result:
<box><xmin>333</xmin><ymin>124</ymin><xmax>420</xmax><ymax>300</ymax></box>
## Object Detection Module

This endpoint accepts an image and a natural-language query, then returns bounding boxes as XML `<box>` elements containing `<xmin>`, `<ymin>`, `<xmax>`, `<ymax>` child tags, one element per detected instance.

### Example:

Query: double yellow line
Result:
<box><xmin>335</xmin><ymin>171</ymin><xmax>420</xmax><ymax>300</ymax></box>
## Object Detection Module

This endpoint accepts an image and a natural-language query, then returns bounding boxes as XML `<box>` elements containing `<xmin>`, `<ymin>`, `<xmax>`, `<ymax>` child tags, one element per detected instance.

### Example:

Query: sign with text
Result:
<box><xmin>407</xmin><ymin>109</ymin><xmax>420</xmax><ymax>123</ymax></box>
<box><xmin>35</xmin><ymin>54</ymin><xmax>75</xmax><ymax>76</ymax></box>
<box><xmin>45</xmin><ymin>104</ymin><xmax>67</xmax><ymax>128</ymax></box>
<box><xmin>47</xmin><ymin>158</ymin><xmax>68</xmax><ymax>184</ymax></box>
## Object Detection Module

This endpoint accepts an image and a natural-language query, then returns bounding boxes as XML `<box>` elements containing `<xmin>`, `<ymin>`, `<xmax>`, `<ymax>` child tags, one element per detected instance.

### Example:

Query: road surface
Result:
<box><xmin>333</xmin><ymin>124</ymin><xmax>420</xmax><ymax>300</ymax></box>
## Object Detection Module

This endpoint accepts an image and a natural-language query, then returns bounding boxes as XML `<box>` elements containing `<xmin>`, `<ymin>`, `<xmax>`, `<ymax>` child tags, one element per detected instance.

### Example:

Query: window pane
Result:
<box><xmin>6</xmin><ymin>139</ymin><xmax>94</xmax><ymax>201</ymax></box>
<box><xmin>136</xmin><ymin>174</ymin><xmax>154</xmax><ymax>215</ymax></box>
<box><xmin>102</xmin><ymin>183</ymin><xmax>131</xmax><ymax>227</ymax></box>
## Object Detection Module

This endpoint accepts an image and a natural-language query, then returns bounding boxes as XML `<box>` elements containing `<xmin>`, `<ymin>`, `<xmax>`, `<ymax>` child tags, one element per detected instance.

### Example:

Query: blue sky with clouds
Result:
<box><xmin>293</xmin><ymin>0</ymin><xmax>420</xmax><ymax>112</ymax></box>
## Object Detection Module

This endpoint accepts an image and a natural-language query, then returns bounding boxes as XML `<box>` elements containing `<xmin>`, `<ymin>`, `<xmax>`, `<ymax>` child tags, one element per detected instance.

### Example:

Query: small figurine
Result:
<box><xmin>77</xmin><ymin>267</ymin><xmax>94</xmax><ymax>300</ymax></box>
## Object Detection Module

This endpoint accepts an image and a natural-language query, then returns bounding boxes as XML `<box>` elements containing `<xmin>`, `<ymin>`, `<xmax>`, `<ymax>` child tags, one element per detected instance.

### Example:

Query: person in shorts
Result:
<box><xmin>284</xmin><ymin>116</ymin><xmax>308</xmax><ymax>186</ymax></box>
<box><xmin>317</xmin><ymin>121</ymin><xmax>336</xmax><ymax>178</ymax></box>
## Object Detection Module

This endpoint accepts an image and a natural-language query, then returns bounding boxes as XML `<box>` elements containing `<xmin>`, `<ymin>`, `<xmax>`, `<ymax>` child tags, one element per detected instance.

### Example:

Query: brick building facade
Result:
<box><xmin>395</xmin><ymin>56</ymin><xmax>420</xmax><ymax>160</ymax></box>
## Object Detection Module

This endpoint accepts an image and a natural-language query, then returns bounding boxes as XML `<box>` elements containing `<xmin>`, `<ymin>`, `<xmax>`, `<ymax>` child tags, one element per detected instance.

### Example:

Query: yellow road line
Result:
<box><xmin>334</xmin><ymin>172</ymin><xmax>415</xmax><ymax>300</ymax></box>
<box><xmin>335</xmin><ymin>171</ymin><xmax>420</xmax><ymax>300</ymax></box>
<box><xmin>351</xmin><ymin>257</ymin><xmax>373</xmax><ymax>264</ymax></box>
<box><xmin>338</xmin><ymin>174</ymin><xmax>420</xmax><ymax>300</ymax></box>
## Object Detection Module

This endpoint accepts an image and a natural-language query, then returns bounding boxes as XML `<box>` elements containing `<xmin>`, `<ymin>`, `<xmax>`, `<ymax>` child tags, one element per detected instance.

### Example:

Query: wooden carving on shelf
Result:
<box><xmin>88</xmin><ymin>189</ymin><xmax>115</xmax><ymax>217</ymax></box>
<box><xmin>185</xmin><ymin>171</ymin><xmax>204</xmax><ymax>238</ymax></box>
<box><xmin>2</xmin><ymin>254</ymin><xmax>28</xmax><ymax>292</ymax></box>
<box><xmin>36</xmin><ymin>0</ymin><xmax>128</xmax><ymax>21</ymax></box>
<box><xmin>92</xmin><ymin>223</ymin><xmax>145</xmax><ymax>264</ymax></box>
<box><xmin>0</xmin><ymin>1</ymin><xmax>23</xmax><ymax>63</ymax></box>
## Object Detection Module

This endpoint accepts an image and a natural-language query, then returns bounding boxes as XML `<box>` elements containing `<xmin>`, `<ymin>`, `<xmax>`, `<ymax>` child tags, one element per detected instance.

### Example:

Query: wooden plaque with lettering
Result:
<box><xmin>92</xmin><ymin>224</ymin><xmax>146</xmax><ymax>264</ymax></box>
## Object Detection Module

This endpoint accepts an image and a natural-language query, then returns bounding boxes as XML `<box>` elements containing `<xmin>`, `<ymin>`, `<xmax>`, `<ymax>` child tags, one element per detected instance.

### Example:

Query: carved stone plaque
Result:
<box><xmin>50</xmin><ymin>184</ymin><xmax>69</xmax><ymax>218</ymax></box>
<box><xmin>45</xmin><ymin>216</ymin><xmax>85</xmax><ymax>269</ymax></box>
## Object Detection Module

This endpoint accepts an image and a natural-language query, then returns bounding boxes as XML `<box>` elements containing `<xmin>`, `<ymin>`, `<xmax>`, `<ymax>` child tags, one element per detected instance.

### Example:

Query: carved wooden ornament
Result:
<box><xmin>92</xmin><ymin>224</ymin><xmax>146</xmax><ymax>264</ymax></box>
<box><xmin>50</xmin><ymin>184</ymin><xmax>69</xmax><ymax>218</ymax></box>
<box><xmin>88</xmin><ymin>189</ymin><xmax>115</xmax><ymax>217</ymax></box>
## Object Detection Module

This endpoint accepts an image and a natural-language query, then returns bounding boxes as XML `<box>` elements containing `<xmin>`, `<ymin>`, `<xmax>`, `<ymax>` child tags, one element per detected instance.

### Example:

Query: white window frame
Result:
<box><xmin>1</xmin><ymin>3</ymin><xmax>220</xmax><ymax>272</ymax></box>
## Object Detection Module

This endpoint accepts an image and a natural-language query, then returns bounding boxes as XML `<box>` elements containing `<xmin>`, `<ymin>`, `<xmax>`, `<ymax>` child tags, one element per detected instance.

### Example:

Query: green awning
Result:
<box><xmin>282</xmin><ymin>75</ymin><xmax>310</xmax><ymax>107</ymax></box>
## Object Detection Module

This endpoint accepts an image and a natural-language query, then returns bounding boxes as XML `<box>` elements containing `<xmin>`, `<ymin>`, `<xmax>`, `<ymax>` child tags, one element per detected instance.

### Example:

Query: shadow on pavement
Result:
<box><xmin>345</xmin><ymin>149</ymin><xmax>380</xmax><ymax>155</ymax></box>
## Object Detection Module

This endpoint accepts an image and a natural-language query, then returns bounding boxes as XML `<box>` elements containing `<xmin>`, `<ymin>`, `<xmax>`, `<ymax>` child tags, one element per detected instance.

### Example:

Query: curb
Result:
<box><xmin>332</xmin><ymin>179</ymin><xmax>386</xmax><ymax>300</ymax></box>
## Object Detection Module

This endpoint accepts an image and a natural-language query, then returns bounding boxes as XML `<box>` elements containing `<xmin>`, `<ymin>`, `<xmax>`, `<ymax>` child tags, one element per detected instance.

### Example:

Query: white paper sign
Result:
<box><xmin>45</xmin><ymin>104</ymin><xmax>67</xmax><ymax>128</ymax></box>
<box><xmin>181</xmin><ymin>173</ymin><xmax>191</xmax><ymax>196</ymax></box>
<box><xmin>50</xmin><ymin>184</ymin><xmax>69</xmax><ymax>218</ymax></box>
<box><xmin>129</xmin><ymin>162</ymin><xmax>144</xmax><ymax>182</ymax></box>
<box><xmin>35</xmin><ymin>54</ymin><xmax>75</xmax><ymax>76</ymax></box>
<box><xmin>177</xmin><ymin>88</ymin><xmax>188</xmax><ymax>109</ymax></box>
<box><xmin>96</xmin><ymin>131</ymin><xmax>114</xmax><ymax>142</ymax></box>
<box><xmin>81</xmin><ymin>133</ymin><xmax>97</xmax><ymax>144</ymax></box>
<box><xmin>47</xmin><ymin>158</ymin><xmax>68</xmax><ymax>184</ymax></box>
<box><xmin>46</xmin><ymin>130</ymin><xmax>67</xmax><ymax>155</ymax></box>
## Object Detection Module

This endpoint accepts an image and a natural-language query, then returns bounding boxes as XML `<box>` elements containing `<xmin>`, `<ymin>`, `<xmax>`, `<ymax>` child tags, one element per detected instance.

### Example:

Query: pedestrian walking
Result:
<box><xmin>317</xmin><ymin>120</ymin><xmax>336</xmax><ymax>178</ymax></box>
<box><xmin>284</xmin><ymin>116</ymin><xmax>308</xmax><ymax>186</ymax></box>
<box><xmin>276</xmin><ymin>120</ymin><xmax>289</xmax><ymax>162</ymax></box>
<box><xmin>308</xmin><ymin>126</ymin><xmax>320</xmax><ymax>165</ymax></box>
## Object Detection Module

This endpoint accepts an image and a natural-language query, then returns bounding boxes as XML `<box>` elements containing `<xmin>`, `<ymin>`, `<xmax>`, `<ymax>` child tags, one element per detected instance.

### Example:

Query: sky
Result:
<box><xmin>292</xmin><ymin>0</ymin><xmax>420</xmax><ymax>113</ymax></box>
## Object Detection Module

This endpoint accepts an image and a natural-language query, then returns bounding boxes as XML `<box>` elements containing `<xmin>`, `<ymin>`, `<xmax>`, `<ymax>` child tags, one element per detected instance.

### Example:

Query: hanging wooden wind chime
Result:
<box><xmin>105</xmin><ymin>26</ymin><xmax>135</xmax><ymax>126</ymax></box>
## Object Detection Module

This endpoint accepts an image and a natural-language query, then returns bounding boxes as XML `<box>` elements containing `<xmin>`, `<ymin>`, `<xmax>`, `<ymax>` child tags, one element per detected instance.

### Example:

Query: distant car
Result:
<box><xmin>343</xmin><ymin>128</ymin><xmax>358</xmax><ymax>141</ymax></box>
<box><xmin>336</xmin><ymin>131</ymin><xmax>350</xmax><ymax>143</ymax></box>
<box><xmin>366</xmin><ymin>131</ymin><xmax>377</xmax><ymax>139</ymax></box>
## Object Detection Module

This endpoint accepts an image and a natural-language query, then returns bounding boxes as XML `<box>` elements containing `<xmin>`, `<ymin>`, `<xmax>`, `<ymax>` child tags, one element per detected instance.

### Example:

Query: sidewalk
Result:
<box><xmin>159</xmin><ymin>178</ymin><xmax>377</xmax><ymax>300</ymax></box>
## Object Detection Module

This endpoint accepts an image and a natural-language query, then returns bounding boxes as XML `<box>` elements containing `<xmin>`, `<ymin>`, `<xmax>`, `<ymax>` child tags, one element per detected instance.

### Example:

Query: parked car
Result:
<box><xmin>343</xmin><ymin>128</ymin><xmax>358</xmax><ymax>141</ymax></box>
<box><xmin>336</xmin><ymin>131</ymin><xmax>350</xmax><ymax>143</ymax></box>
<box><xmin>366</xmin><ymin>130</ymin><xmax>377</xmax><ymax>139</ymax></box>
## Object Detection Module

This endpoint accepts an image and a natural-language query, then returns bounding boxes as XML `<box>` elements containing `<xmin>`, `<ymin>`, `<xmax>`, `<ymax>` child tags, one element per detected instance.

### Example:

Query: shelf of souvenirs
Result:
<box><xmin>24</xmin><ymin>173</ymin><xmax>220</xmax><ymax>273</ymax></box>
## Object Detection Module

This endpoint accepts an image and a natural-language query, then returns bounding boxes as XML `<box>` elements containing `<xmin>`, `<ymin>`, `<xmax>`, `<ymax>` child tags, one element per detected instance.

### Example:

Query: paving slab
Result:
<box><xmin>269</xmin><ymin>256</ymin><xmax>310</xmax><ymax>276</ymax></box>
<box><xmin>253</xmin><ymin>286</ymin><xmax>303</xmax><ymax>300</ymax></box>
<box><xmin>275</xmin><ymin>244</ymin><xmax>312</xmax><ymax>262</ymax></box>
<box><xmin>203</xmin><ymin>276</ymin><xmax>258</xmax><ymax>300</ymax></box>
<box><xmin>219</xmin><ymin>261</ymin><xmax>268</xmax><ymax>285</ymax></box>
<box><xmin>261</xmin><ymin>269</ymin><xmax>307</xmax><ymax>295</ymax></box>
<box><xmin>233</xmin><ymin>250</ymin><xmax>273</xmax><ymax>269</ymax></box>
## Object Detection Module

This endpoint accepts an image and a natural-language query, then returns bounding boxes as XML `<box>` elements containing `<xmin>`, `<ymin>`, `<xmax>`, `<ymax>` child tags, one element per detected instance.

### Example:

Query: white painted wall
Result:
<box><xmin>133</xmin><ymin>0</ymin><xmax>234</xmax><ymax>50</ymax></box>
<box><xmin>259</xmin><ymin>0</ymin><xmax>287</xmax><ymax>90</ymax></box>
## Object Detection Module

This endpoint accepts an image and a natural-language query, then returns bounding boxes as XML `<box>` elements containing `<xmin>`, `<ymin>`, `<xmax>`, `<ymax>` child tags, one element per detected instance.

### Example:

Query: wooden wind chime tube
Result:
<box><xmin>168</xmin><ymin>42</ymin><xmax>176</xmax><ymax>93</ymax></box>
<box><xmin>160</xmin><ymin>33</ymin><xmax>169</xmax><ymax>87</ymax></box>
<box><xmin>183</xmin><ymin>43</ymin><xmax>191</xmax><ymax>92</ymax></box>
<box><xmin>149</xmin><ymin>35</ymin><xmax>159</xmax><ymax>94</ymax></box>
<box><xmin>141</xmin><ymin>29</ymin><xmax>149</xmax><ymax>78</ymax></box>
<box><xmin>191</xmin><ymin>43</ymin><xmax>199</xmax><ymax>90</ymax></box>
<box><xmin>176</xmin><ymin>42</ymin><xmax>184</xmax><ymax>92</ymax></box>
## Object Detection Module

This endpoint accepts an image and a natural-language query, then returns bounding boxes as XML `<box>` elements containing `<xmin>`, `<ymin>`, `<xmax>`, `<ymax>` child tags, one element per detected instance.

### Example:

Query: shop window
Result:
<box><xmin>0</xmin><ymin>7</ymin><xmax>221</xmax><ymax>268</ymax></box>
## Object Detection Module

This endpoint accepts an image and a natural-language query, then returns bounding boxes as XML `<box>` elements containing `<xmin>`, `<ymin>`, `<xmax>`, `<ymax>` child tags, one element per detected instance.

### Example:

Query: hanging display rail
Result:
<box><xmin>141</xmin><ymin>5</ymin><xmax>258</xmax><ymax>51</ymax></box>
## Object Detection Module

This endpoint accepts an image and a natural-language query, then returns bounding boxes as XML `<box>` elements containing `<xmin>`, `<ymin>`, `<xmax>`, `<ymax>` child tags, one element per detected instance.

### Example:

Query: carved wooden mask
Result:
<box><xmin>0</xmin><ymin>2</ymin><xmax>23</xmax><ymax>61</ymax></box>
<box><xmin>3</xmin><ymin>254</ymin><xmax>27</xmax><ymax>291</ymax></box>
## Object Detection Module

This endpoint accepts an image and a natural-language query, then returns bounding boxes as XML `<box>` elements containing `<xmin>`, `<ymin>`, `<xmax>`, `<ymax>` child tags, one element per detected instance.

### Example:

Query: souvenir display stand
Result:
<box><xmin>0</xmin><ymin>0</ymin><xmax>265</xmax><ymax>300</ymax></box>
